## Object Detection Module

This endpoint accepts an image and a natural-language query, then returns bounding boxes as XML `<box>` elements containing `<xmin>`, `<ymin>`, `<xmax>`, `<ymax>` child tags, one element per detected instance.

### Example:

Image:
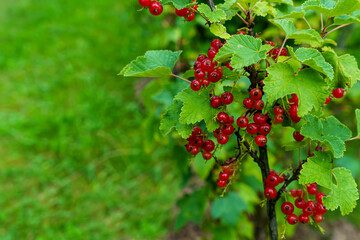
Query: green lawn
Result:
<box><xmin>0</xmin><ymin>1</ymin><xmax>182</xmax><ymax>239</ymax></box>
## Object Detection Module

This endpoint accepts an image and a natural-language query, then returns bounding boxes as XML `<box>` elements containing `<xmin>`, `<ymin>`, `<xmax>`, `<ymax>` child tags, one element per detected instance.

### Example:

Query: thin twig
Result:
<box><xmin>236</xmin><ymin>12</ymin><xmax>249</xmax><ymax>25</ymax></box>
<box><xmin>320</xmin><ymin>14</ymin><xmax>323</xmax><ymax>31</ymax></box>
<box><xmin>207</xmin><ymin>0</ymin><xmax>216</xmax><ymax>11</ymax></box>
<box><xmin>171</xmin><ymin>73</ymin><xmax>191</xmax><ymax>83</ymax></box>
<box><xmin>302</xmin><ymin>16</ymin><xmax>312</xmax><ymax>29</ymax></box>
<box><xmin>237</xmin><ymin>2</ymin><xmax>248</xmax><ymax>16</ymax></box>
<box><xmin>345</xmin><ymin>136</ymin><xmax>360</xmax><ymax>142</ymax></box>
<box><xmin>323</xmin><ymin>24</ymin><xmax>351</xmax><ymax>38</ymax></box>
<box><xmin>275</xmin><ymin>37</ymin><xmax>288</xmax><ymax>63</ymax></box>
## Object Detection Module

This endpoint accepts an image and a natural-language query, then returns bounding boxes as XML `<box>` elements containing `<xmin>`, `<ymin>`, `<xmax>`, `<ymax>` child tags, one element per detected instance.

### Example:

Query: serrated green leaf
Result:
<box><xmin>263</xmin><ymin>63</ymin><xmax>328</xmax><ymax>116</ymax></box>
<box><xmin>288</xmin><ymin>29</ymin><xmax>324</xmax><ymax>47</ymax></box>
<box><xmin>356</xmin><ymin>109</ymin><xmax>360</xmax><ymax>136</ymax></box>
<box><xmin>210</xmin><ymin>23</ymin><xmax>231</xmax><ymax>40</ymax></box>
<box><xmin>160</xmin><ymin>101</ymin><xmax>194</xmax><ymax>138</ymax></box>
<box><xmin>218</xmin><ymin>0</ymin><xmax>238</xmax><ymax>20</ymax></box>
<box><xmin>275</xmin><ymin>5</ymin><xmax>305</xmax><ymax>19</ymax></box>
<box><xmin>120</xmin><ymin>50</ymin><xmax>182</xmax><ymax>77</ymax></box>
<box><xmin>334</xmin><ymin>14</ymin><xmax>360</xmax><ymax>25</ymax></box>
<box><xmin>282</xmin><ymin>140</ymin><xmax>308</xmax><ymax>151</ymax></box>
<box><xmin>269</xmin><ymin>0</ymin><xmax>294</xmax><ymax>5</ymax></box>
<box><xmin>175</xmin><ymin>87</ymin><xmax>219</xmax><ymax>132</ymax></box>
<box><xmin>161</xmin><ymin>0</ymin><xmax>192</xmax><ymax>9</ymax></box>
<box><xmin>211</xmin><ymin>192</ymin><xmax>247</xmax><ymax>226</ymax></box>
<box><xmin>324</xmin><ymin>39</ymin><xmax>338</xmax><ymax>46</ymax></box>
<box><xmin>270</xmin><ymin>19</ymin><xmax>297</xmax><ymax>36</ymax></box>
<box><xmin>299</xmin><ymin>151</ymin><xmax>359</xmax><ymax>215</ymax></box>
<box><xmin>302</xmin><ymin>0</ymin><xmax>360</xmax><ymax>17</ymax></box>
<box><xmin>289</xmin><ymin>47</ymin><xmax>334</xmax><ymax>79</ymax></box>
<box><xmin>300</xmin><ymin>115</ymin><xmax>352</xmax><ymax>158</ymax></box>
<box><xmin>192</xmin><ymin>154</ymin><xmax>216</xmax><ymax>179</ymax></box>
<box><xmin>197</xmin><ymin>4</ymin><xmax>227</xmax><ymax>23</ymax></box>
<box><xmin>253</xmin><ymin>2</ymin><xmax>277</xmax><ymax>17</ymax></box>
<box><xmin>215</xmin><ymin>35</ymin><xmax>268</xmax><ymax>70</ymax></box>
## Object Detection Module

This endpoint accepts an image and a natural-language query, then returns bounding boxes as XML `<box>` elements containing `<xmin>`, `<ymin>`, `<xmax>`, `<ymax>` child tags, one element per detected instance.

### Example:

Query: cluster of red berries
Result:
<box><xmin>263</xmin><ymin>169</ymin><xmax>285</xmax><ymax>199</ymax></box>
<box><xmin>265</xmin><ymin>41</ymin><xmax>288</xmax><ymax>60</ymax></box>
<box><xmin>138</xmin><ymin>0</ymin><xmax>163</xmax><ymax>16</ymax></box>
<box><xmin>212</xmin><ymin>112</ymin><xmax>235</xmax><ymax>145</ymax></box>
<box><xmin>192</xmin><ymin>39</ymin><xmax>225</xmax><ymax>91</ymax></box>
<box><xmin>237</xmin><ymin>112</ymin><xmax>271</xmax><ymax>146</ymax></box>
<box><xmin>175</xmin><ymin>1</ymin><xmax>198</xmax><ymax>21</ymax></box>
<box><xmin>282</xmin><ymin>183</ymin><xmax>327</xmax><ymax>225</ymax></box>
<box><xmin>217</xmin><ymin>160</ymin><xmax>236</xmax><ymax>188</ymax></box>
<box><xmin>210</xmin><ymin>91</ymin><xmax>233</xmax><ymax>108</ymax></box>
<box><xmin>243</xmin><ymin>88</ymin><xmax>265</xmax><ymax>111</ymax></box>
<box><xmin>272</xmin><ymin>106</ymin><xmax>285</xmax><ymax>124</ymax></box>
<box><xmin>186</xmin><ymin>126</ymin><xmax>215</xmax><ymax>160</ymax></box>
<box><xmin>325</xmin><ymin>88</ymin><xmax>345</xmax><ymax>104</ymax></box>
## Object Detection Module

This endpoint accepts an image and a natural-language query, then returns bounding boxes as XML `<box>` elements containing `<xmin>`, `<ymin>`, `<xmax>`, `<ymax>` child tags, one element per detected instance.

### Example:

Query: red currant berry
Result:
<box><xmin>243</xmin><ymin>98</ymin><xmax>254</xmax><ymax>109</ymax></box>
<box><xmin>217</xmin><ymin>179</ymin><xmax>227</xmax><ymax>188</ymax></box>
<box><xmin>299</xmin><ymin>214</ymin><xmax>309</xmax><ymax>224</ymax></box>
<box><xmin>192</xmin><ymin>136</ymin><xmax>203</xmax><ymax>147</ymax></box>
<box><xmin>191</xmin><ymin>80</ymin><xmax>201</xmax><ymax>91</ymax></box>
<box><xmin>288</xmin><ymin>105</ymin><xmax>298</xmax><ymax>117</ymax></box>
<box><xmin>202</xmin><ymin>140</ymin><xmax>215</xmax><ymax>152</ymax></box>
<box><xmin>197</xmin><ymin>54</ymin><xmax>206</xmax><ymax>62</ymax></box>
<box><xmin>222</xmin><ymin>164</ymin><xmax>234</xmax><ymax>174</ymax></box>
<box><xmin>207</xmin><ymin>49</ymin><xmax>217</xmax><ymax>60</ymax></box>
<box><xmin>219</xmin><ymin>171</ymin><xmax>230</xmax><ymax>181</ymax></box>
<box><xmin>266</xmin><ymin>174</ymin><xmax>280</xmax><ymax>187</ymax></box>
<box><xmin>237</xmin><ymin>30</ymin><xmax>246</xmax><ymax>35</ymax></box>
<box><xmin>274</xmin><ymin>106</ymin><xmax>284</xmax><ymax>115</ymax></box>
<box><xmin>217</xmin><ymin>133</ymin><xmax>229</xmax><ymax>145</ymax></box>
<box><xmin>289</xmin><ymin>94</ymin><xmax>299</xmax><ymax>105</ymax></box>
<box><xmin>274</xmin><ymin>114</ymin><xmax>284</xmax><ymax>123</ymax></box>
<box><xmin>280</xmin><ymin>48</ymin><xmax>288</xmax><ymax>56</ymax></box>
<box><xmin>315</xmin><ymin>203</ymin><xmax>327</xmax><ymax>214</ymax></box>
<box><xmin>190</xmin><ymin>146</ymin><xmax>199</xmax><ymax>155</ymax></box>
<box><xmin>255</xmin><ymin>135</ymin><xmax>267</xmax><ymax>146</ymax></box>
<box><xmin>291</xmin><ymin>115</ymin><xmax>302</xmax><ymax>123</ymax></box>
<box><xmin>208</xmin><ymin>69</ymin><xmax>222</xmax><ymax>82</ymax></box>
<box><xmin>138</xmin><ymin>0</ymin><xmax>151</xmax><ymax>7</ymax></box>
<box><xmin>202</xmin><ymin>151</ymin><xmax>212</xmax><ymax>160</ymax></box>
<box><xmin>192</xmin><ymin>126</ymin><xmax>202</xmax><ymax>135</ymax></box>
<box><xmin>264</xmin><ymin>187</ymin><xmax>277</xmax><ymax>199</ymax></box>
<box><xmin>281</xmin><ymin>202</ymin><xmax>294</xmax><ymax>215</ymax></box>
<box><xmin>265</xmin><ymin>41</ymin><xmax>275</xmax><ymax>47</ymax></box>
<box><xmin>290</xmin><ymin>189</ymin><xmax>299</xmax><ymax>198</ymax></box>
<box><xmin>254</xmin><ymin>99</ymin><xmax>264</xmax><ymax>110</ymax></box>
<box><xmin>259</xmin><ymin>123</ymin><xmax>271</xmax><ymax>135</ymax></box>
<box><xmin>287</xmin><ymin>214</ymin><xmax>298</xmax><ymax>225</ymax></box>
<box><xmin>307</xmin><ymin>183</ymin><xmax>318</xmax><ymax>195</ymax></box>
<box><xmin>175</xmin><ymin>8</ymin><xmax>188</xmax><ymax>17</ymax></box>
<box><xmin>193</xmin><ymin>61</ymin><xmax>202</xmax><ymax>70</ymax></box>
<box><xmin>279</xmin><ymin>174</ymin><xmax>285</xmax><ymax>183</ymax></box>
<box><xmin>194</xmin><ymin>69</ymin><xmax>206</xmax><ymax>80</ymax></box>
<box><xmin>316</xmin><ymin>192</ymin><xmax>326</xmax><ymax>203</ymax></box>
<box><xmin>201</xmin><ymin>79</ymin><xmax>210</xmax><ymax>88</ymax></box>
<box><xmin>211</xmin><ymin>96</ymin><xmax>222</xmax><ymax>108</ymax></box>
<box><xmin>253</xmin><ymin>113</ymin><xmax>268</xmax><ymax>125</ymax></box>
<box><xmin>269</xmin><ymin>169</ymin><xmax>276</xmax><ymax>175</ymax></box>
<box><xmin>149</xmin><ymin>1</ymin><xmax>163</xmax><ymax>16</ymax></box>
<box><xmin>213</xmin><ymin>127</ymin><xmax>222</xmax><ymax>138</ymax></box>
<box><xmin>211</xmin><ymin>39</ymin><xmax>222</xmax><ymax>50</ymax></box>
<box><xmin>186</xmin><ymin>143</ymin><xmax>194</xmax><ymax>153</ymax></box>
<box><xmin>224</xmin><ymin>62</ymin><xmax>233</xmax><ymax>71</ymax></box>
<box><xmin>295</xmin><ymin>198</ymin><xmax>306</xmax><ymax>209</ymax></box>
<box><xmin>271</xmin><ymin>48</ymin><xmax>280</xmax><ymax>58</ymax></box>
<box><xmin>221</xmin><ymin>92</ymin><xmax>233</xmax><ymax>105</ymax></box>
<box><xmin>185</xmin><ymin>12</ymin><xmax>195</xmax><ymax>22</ymax></box>
<box><xmin>246</xmin><ymin>123</ymin><xmax>258</xmax><ymax>135</ymax></box>
<box><xmin>201</xmin><ymin>58</ymin><xmax>214</xmax><ymax>72</ymax></box>
<box><xmin>237</xmin><ymin>116</ymin><xmax>249</xmax><ymax>128</ymax></box>
<box><xmin>250</xmin><ymin>88</ymin><xmax>263</xmax><ymax>100</ymax></box>
<box><xmin>217</xmin><ymin>112</ymin><xmax>228</xmax><ymax>124</ymax></box>
<box><xmin>324</xmin><ymin>96</ymin><xmax>331</xmax><ymax>104</ymax></box>
<box><xmin>222</xmin><ymin>124</ymin><xmax>234</xmax><ymax>135</ymax></box>
<box><xmin>332</xmin><ymin>88</ymin><xmax>344</xmax><ymax>98</ymax></box>
<box><xmin>314</xmin><ymin>214</ymin><xmax>324</xmax><ymax>223</ymax></box>
<box><xmin>227</xmin><ymin>115</ymin><xmax>234</xmax><ymax>124</ymax></box>
<box><xmin>293</xmin><ymin>131</ymin><xmax>305</xmax><ymax>141</ymax></box>
<box><xmin>303</xmin><ymin>205</ymin><xmax>313</xmax><ymax>216</ymax></box>
<box><xmin>297</xmin><ymin>189</ymin><xmax>304</xmax><ymax>198</ymax></box>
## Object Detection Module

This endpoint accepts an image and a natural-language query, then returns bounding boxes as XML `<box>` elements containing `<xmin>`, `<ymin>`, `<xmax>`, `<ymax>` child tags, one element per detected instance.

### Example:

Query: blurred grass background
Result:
<box><xmin>0</xmin><ymin>0</ymin><xmax>359</xmax><ymax>240</ymax></box>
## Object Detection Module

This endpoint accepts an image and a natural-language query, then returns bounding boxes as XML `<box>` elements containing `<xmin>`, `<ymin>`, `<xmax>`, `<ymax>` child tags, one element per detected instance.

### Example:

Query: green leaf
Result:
<box><xmin>175</xmin><ymin>87</ymin><xmax>219</xmax><ymax>132</ymax></box>
<box><xmin>263</xmin><ymin>63</ymin><xmax>328</xmax><ymax>116</ymax></box>
<box><xmin>192</xmin><ymin>154</ymin><xmax>216</xmax><ymax>180</ymax></box>
<box><xmin>289</xmin><ymin>47</ymin><xmax>334</xmax><ymax>79</ymax></box>
<box><xmin>217</xmin><ymin>0</ymin><xmax>238</xmax><ymax>21</ymax></box>
<box><xmin>334</xmin><ymin>13</ymin><xmax>360</xmax><ymax>25</ymax></box>
<box><xmin>161</xmin><ymin>0</ymin><xmax>192</xmax><ymax>9</ymax></box>
<box><xmin>270</xmin><ymin>19</ymin><xmax>297</xmax><ymax>36</ymax></box>
<box><xmin>288</xmin><ymin>29</ymin><xmax>324</xmax><ymax>47</ymax></box>
<box><xmin>299</xmin><ymin>151</ymin><xmax>359</xmax><ymax>215</ymax></box>
<box><xmin>215</xmin><ymin>35</ymin><xmax>269</xmax><ymax>70</ymax></box>
<box><xmin>269</xmin><ymin>0</ymin><xmax>294</xmax><ymax>5</ymax></box>
<box><xmin>302</xmin><ymin>0</ymin><xmax>360</xmax><ymax>17</ymax></box>
<box><xmin>197</xmin><ymin>4</ymin><xmax>227</xmax><ymax>23</ymax></box>
<box><xmin>211</xmin><ymin>192</ymin><xmax>247</xmax><ymax>226</ymax></box>
<box><xmin>275</xmin><ymin>5</ymin><xmax>305</xmax><ymax>19</ymax></box>
<box><xmin>253</xmin><ymin>2</ymin><xmax>277</xmax><ymax>17</ymax></box>
<box><xmin>300</xmin><ymin>114</ymin><xmax>352</xmax><ymax>158</ymax></box>
<box><xmin>159</xmin><ymin>101</ymin><xmax>194</xmax><ymax>138</ymax></box>
<box><xmin>120</xmin><ymin>50</ymin><xmax>182</xmax><ymax>77</ymax></box>
<box><xmin>210</xmin><ymin>23</ymin><xmax>231</xmax><ymax>40</ymax></box>
<box><xmin>356</xmin><ymin>109</ymin><xmax>360</xmax><ymax>136</ymax></box>
<box><xmin>175</xmin><ymin>190</ymin><xmax>207</xmax><ymax>231</ymax></box>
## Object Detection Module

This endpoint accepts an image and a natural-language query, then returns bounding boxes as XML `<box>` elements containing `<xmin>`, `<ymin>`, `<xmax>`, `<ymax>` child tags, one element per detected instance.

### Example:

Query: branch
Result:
<box><xmin>275</xmin><ymin>37</ymin><xmax>288</xmax><ymax>63</ymax></box>
<box><xmin>207</xmin><ymin>0</ymin><xmax>215</xmax><ymax>11</ymax></box>
<box><xmin>302</xmin><ymin>16</ymin><xmax>312</xmax><ymax>29</ymax></box>
<box><xmin>234</xmin><ymin>129</ymin><xmax>259</xmax><ymax>162</ymax></box>
<box><xmin>323</xmin><ymin>24</ymin><xmax>351</xmax><ymax>38</ymax></box>
<box><xmin>171</xmin><ymin>73</ymin><xmax>191</xmax><ymax>83</ymax></box>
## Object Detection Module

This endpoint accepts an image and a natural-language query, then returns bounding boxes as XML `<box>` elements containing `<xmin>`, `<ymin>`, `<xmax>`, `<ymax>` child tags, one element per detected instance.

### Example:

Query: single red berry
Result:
<box><xmin>186</xmin><ymin>143</ymin><xmax>195</xmax><ymax>153</ymax></box>
<box><xmin>192</xmin><ymin>136</ymin><xmax>203</xmax><ymax>147</ymax></box>
<box><xmin>207</xmin><ymin>49</ymin><xmax>217</xmax><ymax>60</ymax></box>
<box><xmin>253</xmin><ymin>113</ymin><xmax>268</xmax><ymax>125</ymax></box>
<box><xmin>270</xmin><ymin>169</ymin><xmax>276</xmax><ymax>175</ymax></box>
<box><xmin>237</xmin><ymin>30</ymin><xmax>246</xmax><ymax>35</ymax></box>
<box><xmin>281</xmin><ymin>202</ymin><xmax>294</xmax><ymax>215</ymax></box>
<box><xmin>307</xmin><ymin>183</ymin><xmax>318</xmax><ymax>195</ymax></box>
<box><xmin>271</xmin><ymin>48</ymin><xmax>280</xmax><ymax>59</ymax></box>
<box><xmin>279</xmin><ymin>174</ymin><xmax>285</xmax><ymax>183</ymax></box>
<box><xmin>315</xmin><ymin>203</ymin><xmax>327</xmax><ymax>214</ymax></box>
<box><xmin>237</xmin><ymin>116</ymin><xmax>249</xmax><ymax>128</ymax></box>
<box><xmin>291</xmin><ymin>115</ymin><xmax>302</xmax><ymax>123</ymax></box>
<box><xmin>193</xmin><ymin>61</ymin><xmax>202</xmax><ymax>69</ymax></box>
<box><xmin>149</xmin><ymin>1</ymin><xmax>163</xmax><ymax>16</ymax></box>
<box><xmin>201</xmin><ymin>58</ymin><xmax>214</xmax><ymax>72</ymax></box>
<box><xmin>254</xmin><ymin>99</ymin><xmax>264</xmax><ymax>110</ymax></box>
<box><xmin>264</xmin><ymin>187</ymin><xmax>277</xmax><ymax>199</ymax></box>
<box><xmin>306</xmin><ymin>200</ymin><xmax>316</xmax><ymax>210</ymax></box>
<box><xmin>222</xmin><ymin>164</ymin><xmax>234</xmax><ymax>174</ymax></box>
<box><xmin>280</xmin><ymin>48</ymin><xmax>287</xmax><ymax>56</ymax></box>
<box><xmin>211</xmin><ymin>39</ymin><xmax>222</xmax><ymax>50</ymax></box>
<box><xmin>194</xmin><ymin>69</ymin><xmax>206</xmax><ymax>80</ymax></box>
<box><xmin>202</xmin><ymin>140</ymin><xmax>215</xmax><ymax>152</ymax></box>
<box><xmin>246</xmin><ymin>123</ymin><xmax>258</xmax><ymax>135</ymax></box>
<box><xmin>293</xmin><ymin>131</ymin><xmax>305</xmax><ymax>142</ymax></box>
<box><xmin>289</xmin><ymin>94</ymin><xmax>299</xmax><ymax>105</ymax></box>
<box><xmin>201</xmin><ymin>79</ymin><xmax>210</xmax><ymax>88</ymax></box>
<box><xmin>197</xmin><ymin>54</ymin><xmax>207</xmax><ymax>62</ymax></box>
<box><xmin>259</xmin><ymin>123</ymin><xmax>271</xmax><ymax>135</ymax></box>
<box><xmin>274</xmin><ymin>114</ymin><xmax>284</xmax><ymax>123</ymax></box>
<box><xmin>217</xmin><ymin>179</ymin><xmax>227</xmax><ymax>188</ymax></box>
<box><xmin>297</xmin><ymin>189</ymin><xmax>304</xmax><ymax>198</ymax></box>
<box><xmin>255</xmin><ymin>135</ymin><xmax>267</xmax><ymax>147</ymax></box>
<box><xmin>222</xmin><ymin>124</ymin><xmax>234</xmax><ymax>135</ymax></box>
<box><xmin>274</xmin><ymin>106</ymin><xmax>284</xmax><ymax>115</ymax></box>
<box><xmin>213</xmin><ymin>127</ymin><xmax>222</xmax><ymax>138</ymax></box>
<box><xmin>314</xmin><ymin>214</ymin><xmax>324</xmax><ymax>223</ymax></box>
<box><xmin>221</xmin><ymin>92</ymin><xmax>233</xmax><ymax>105</ymax></box>
<box><xmin>227</xmin><ymin>115</ymin><xmax>234</xmax><ymax>124</ymax></box>
<box><xmin>190</xmin><ymin>146</ymin><xmax>199</xmax><ymax>155</ymax></box>
<box><xmin>295</xmin><ymin>198</ymin><xmax>306</xmax><ymax>209</ymax></box>
<box><xmin>288</xmin><ymin>105</ymin><xmax>298</xmax><ymax>117</ymax></box>
<box><xmin>324</xmin><ymin>96</ymin><xmax>331</xmax><ymax>104</ymax></box>
<box><xmin>287</xmin><ymin>214</ymin><xmax>298</xmax><ymax>225</ymax></box>
<box><xmin>175</xmin><ymin>8</ymin><xmax>189</xmax><ymax>16</ymax></box>
<box><xmin>332</xmin><ymin>88</ymin><xmax>344</xmax><ymax>99</ymax></box>
<box><xmin>191</xmin><ymin>80</ymin><xmax>201</xmax><ymax>91</ymax></box>
<box><xmin>316</xmin><ymin>192</ymin><xmax>326</xmax><ymax>203</ymax></box>
<box><xmin>224</xmin><ymin>62</ymin><xmax>233</xmax><ymax>71</ymax></box>
<box><xmin>243</xmin><ymin>98</ymin><xmax>254</xmax><ymax>109</ymax></box>
<box><xmin>192</xmin><ymin>126</ymin><xmax>202</xmax><ymax>135</ymax></box>
<box><xmin>211</xmin><ymin>96</ymin><xmax>222</xmax><ymax>108</ymax></box>
<box><xmin>217</xmin><ymin>112</ymin><xmax>228</xmax><ymax>124</ymax></box>
<box><xmin>217</xmin><ymin>133</ymin><xmax>229</xmax><ymax>145</ymax></box>
<box><xmin>250</xmin><ymin>88</ymin><xmax>263</xmax><ymax>100</ymax></box>
<box><xmin>290</xmin><ymin>189</ymin><xmax>299</xmax><ymax>198</ymax></box>
<box><xmin>266</xmin><ymin>174</ymin><xmax>280</xmax><ymax>187</ymax></box>
<box><xmin>138</xmin><ymin>0</ymin><xmax>151</xmax><ymax>7</ymax></box>
<box><xmin>219</xmin><ymin>171</ymin><xmax>230</xmax><ymax>181</ymax></box>
<box><xmin>185</xmin><ymin>12</ymin><xmax>195</xmax><ymax>22</ymax></box>
<box><xmin>265</xmin><ymin>41</ymin><xmax>275</xmax><ymax>47</ymax></box>
<box><xmin>202</xmin><ymin>151</ymin><xmax>212</xmax><ymax>160</ymax></box>
<box><xmin>208</xmin><ymin>69</ymin><xmax>222</xmax><ymax>82</ymax></box>
<box><xmin>299</xmin><ymin>214</ymin><xmax>309</xmax><ymax>224</ymax></box>
<box><xmin>303</xmin><ymin>205</ymin><xmax>313</xmax><ymax>216</ymax></box>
